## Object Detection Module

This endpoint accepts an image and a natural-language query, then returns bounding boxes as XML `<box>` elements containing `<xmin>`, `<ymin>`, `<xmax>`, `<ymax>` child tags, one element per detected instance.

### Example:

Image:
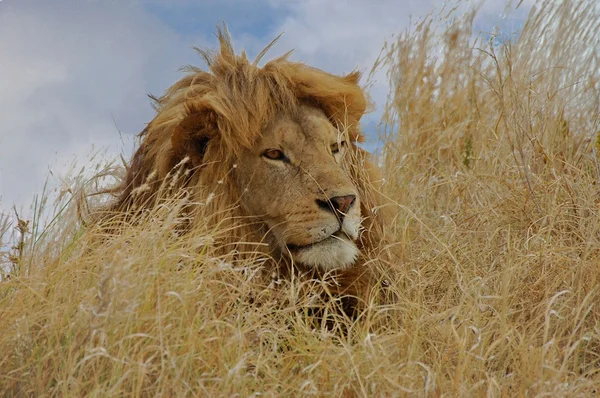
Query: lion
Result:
<box><xmin>99</xmin><ymin>26</ymin><xmax>393</xmax><ymax>315</ymax></box>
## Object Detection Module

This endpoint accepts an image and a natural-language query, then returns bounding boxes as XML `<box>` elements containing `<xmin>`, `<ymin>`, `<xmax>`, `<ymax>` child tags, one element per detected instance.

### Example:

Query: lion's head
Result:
<box><xmin>103</xmin><ymin>27</ymin><xmax>389</xmax><ymax>282</ymax></box>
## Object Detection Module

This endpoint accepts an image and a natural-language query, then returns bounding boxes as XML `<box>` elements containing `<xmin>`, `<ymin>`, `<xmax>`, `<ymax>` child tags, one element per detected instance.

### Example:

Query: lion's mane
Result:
<box><xmin>100</xmin><ymin>27</ymin><xmax>393</xmax><ymax>312</ymax></box>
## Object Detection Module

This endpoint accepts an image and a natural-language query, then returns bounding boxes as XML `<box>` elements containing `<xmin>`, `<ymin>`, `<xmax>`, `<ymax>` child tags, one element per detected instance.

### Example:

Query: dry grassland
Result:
<box><xmin>1</xmin><ymin>1</ymin><xmax>599</xmax><ymax>396</ymax></box>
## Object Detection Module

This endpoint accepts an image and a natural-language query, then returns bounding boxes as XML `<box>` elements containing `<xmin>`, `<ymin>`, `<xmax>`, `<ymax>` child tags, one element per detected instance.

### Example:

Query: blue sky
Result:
<box><xmin>0</xmin><ymin>0</ymin><xmax>534</xmax><ymax>217</ymax></box>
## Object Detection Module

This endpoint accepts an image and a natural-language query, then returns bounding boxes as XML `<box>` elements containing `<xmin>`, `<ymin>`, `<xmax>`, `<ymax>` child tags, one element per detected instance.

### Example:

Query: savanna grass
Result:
<box><xmin>1</xmin><ymin>0</ymin><xmax>599</xmax><ymax>395</ymax></box>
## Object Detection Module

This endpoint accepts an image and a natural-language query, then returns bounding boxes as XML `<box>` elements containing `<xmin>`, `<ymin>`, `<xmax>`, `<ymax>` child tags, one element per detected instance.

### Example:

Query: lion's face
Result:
<box><xmin>112</xmin><ymin>34</ymin><xmax>376</xmax><ymax>274</ymax></box>
<box><xmin>234</xmin><ymin>106</ymin><xmax>362</xmax><ymax>271</ymax></box>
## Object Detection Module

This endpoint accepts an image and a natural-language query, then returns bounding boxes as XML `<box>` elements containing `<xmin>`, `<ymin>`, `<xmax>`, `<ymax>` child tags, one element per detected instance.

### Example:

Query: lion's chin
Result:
<box><xmin>287</xmin><ymin>234</ymin><xmax>359</xmax><ymax>272</ymax></box>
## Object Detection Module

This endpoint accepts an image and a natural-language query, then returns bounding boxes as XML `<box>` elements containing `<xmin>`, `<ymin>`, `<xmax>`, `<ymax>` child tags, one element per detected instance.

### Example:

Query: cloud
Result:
<box><xmin>0</xmin><ymin>0</ymin><xmax>203</xmax><ymax>215</ymax></box>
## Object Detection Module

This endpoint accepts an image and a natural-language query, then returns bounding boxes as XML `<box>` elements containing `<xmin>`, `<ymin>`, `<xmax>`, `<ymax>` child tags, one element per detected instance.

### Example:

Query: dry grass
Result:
<box><xmin>2</xmin><ymin>1</ymin><xmax>600</xmax><ymax>395</ymax></box>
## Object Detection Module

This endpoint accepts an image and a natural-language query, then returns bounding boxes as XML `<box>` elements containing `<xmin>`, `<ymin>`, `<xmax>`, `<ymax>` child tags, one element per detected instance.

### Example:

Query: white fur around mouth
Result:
<box><xmin>286</xmin><ymin>231</ymin><xmax>359</xmax><ymax>271</ymax></box>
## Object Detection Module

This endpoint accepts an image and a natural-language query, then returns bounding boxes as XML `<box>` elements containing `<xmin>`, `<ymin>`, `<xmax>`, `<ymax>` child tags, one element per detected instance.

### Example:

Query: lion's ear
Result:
<box><xmin>171</xmin><ymin>101</ymin><xmax>218</xmax><ymax>167</ymax></box>
<box><xmin>320</xmin><ymin>71</ymin><xmax>366</xmax><ymax>127</ymax></box>
<box><xmin>289</xmin><ymin>66</ymin><xmax>367</xmax><ymax>135</ymax></box>
<box><xmin>343</xmin><ymin>70</ymin><xmax>361</xmax><ymax>86</ymax></box>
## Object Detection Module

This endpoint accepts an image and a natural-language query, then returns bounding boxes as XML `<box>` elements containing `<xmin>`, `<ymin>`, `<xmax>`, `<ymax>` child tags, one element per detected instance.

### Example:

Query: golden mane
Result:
<box><xmin>99</xmin><ymin>26</ymin><xmax>393</xmax><ymax>314</ymax></box>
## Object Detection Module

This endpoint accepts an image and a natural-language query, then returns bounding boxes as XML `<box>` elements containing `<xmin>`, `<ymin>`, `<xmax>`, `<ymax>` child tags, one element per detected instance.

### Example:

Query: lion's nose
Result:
<box><xmin>331</xmin><ymin>195</ymin><xmax>356</xmax><ymax>214</ymax></box>
<box><xmin>316</xmin><ymin>194</ymin><xmax>356</xmax><ymax>218</ymax></box>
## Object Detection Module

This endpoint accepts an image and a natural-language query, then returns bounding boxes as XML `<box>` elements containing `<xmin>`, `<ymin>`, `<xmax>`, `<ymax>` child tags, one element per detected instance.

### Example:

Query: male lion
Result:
<box><xmin>101</xmin><ymin>27</ymin><xmax>392</xmax><ymax>313</ymax></box>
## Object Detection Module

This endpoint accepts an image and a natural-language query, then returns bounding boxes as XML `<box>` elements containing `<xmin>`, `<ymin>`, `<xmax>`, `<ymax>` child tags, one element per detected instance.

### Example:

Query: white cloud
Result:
<box><xmin>262</xmin><ymin>0</ymin><xmax>434</xmax><ymax>68</ymax></box>
<box><xmin>0</xmin><ymin>0</ymin><xmax>204</xmax><ymax>217</ymax></box>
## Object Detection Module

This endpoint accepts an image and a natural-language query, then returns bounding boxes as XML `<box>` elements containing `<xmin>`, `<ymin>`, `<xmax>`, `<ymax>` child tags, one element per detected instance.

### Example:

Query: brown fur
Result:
<box><xmin>98</xmin><ymin>26</ymin><xmax>394</xmax><ymax>316</ymax></box>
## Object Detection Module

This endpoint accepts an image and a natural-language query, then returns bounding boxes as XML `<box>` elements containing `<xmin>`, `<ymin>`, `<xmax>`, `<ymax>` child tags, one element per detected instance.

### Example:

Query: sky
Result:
<box><xmin>0</xmin><ymin>0</ymin><xmax>535</xmax><ymax>219</ymax></box>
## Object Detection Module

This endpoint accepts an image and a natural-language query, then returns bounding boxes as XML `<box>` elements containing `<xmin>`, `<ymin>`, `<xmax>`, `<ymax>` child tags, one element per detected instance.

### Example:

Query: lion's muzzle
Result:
<box><xmin>282</xmin><ymin>193</ymin><xmax>361</xmax><ymax>271</ymax></box>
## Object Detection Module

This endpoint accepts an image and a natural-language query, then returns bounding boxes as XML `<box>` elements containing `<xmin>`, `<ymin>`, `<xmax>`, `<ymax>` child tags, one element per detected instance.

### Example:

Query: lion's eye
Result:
<box><xmin>263</xmin><ymin>149</ymin><xmax>286</xmax><ymax>161</ymax></box>
<box><xmin>331</xmin><ymin>141</ymin><xmax>345</xmax><ymax>154</ymax></box>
